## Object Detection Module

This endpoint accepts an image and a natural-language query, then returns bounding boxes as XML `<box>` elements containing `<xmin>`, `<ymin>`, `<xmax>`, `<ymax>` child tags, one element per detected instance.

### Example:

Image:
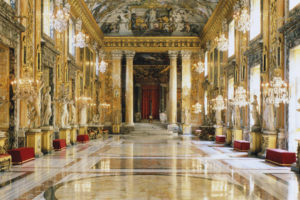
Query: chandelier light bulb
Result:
<box><xmin>233</xmin><ymin>86</ymin><xmax>249</xmax><ymax>107</ymax></box>
<box><xmin>192</xmin><ymin>102</ymin><xmax>202</xmax><ymax>114</ymax></box>
<box><xmin>216</xmin><ymin>33</ymin><xmax>229</xmax><ymax>51</ymax></box>
<box><xmin>75</xmin><ymin>31</ymin><xmax>88</xmax><ymax>48</ymax></box>
<box><xmin>194</xmin><ymin>61</ymin><xmax>205</xmax><ymax>74</ymax></box>
<box><xmin>51</xmin><ymin>3</ymin><xmax>70</xmax><ymax>33</ymax></box>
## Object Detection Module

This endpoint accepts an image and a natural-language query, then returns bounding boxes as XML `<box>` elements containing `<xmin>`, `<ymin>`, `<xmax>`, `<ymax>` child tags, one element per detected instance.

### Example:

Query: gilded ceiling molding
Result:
<box><xmin>67</xmin><ymin>0</ymin><xmax>104</xmax><ymax>46</ymax></box>
<box><xmin>103</xmin><ymin>37</ymin><xmax>201</xmax><ymax>53</ymax></box>
<box><xmin>200</xmin><ymin>0</ymin><xmax>237</xmax><ymax>46</ymax></box>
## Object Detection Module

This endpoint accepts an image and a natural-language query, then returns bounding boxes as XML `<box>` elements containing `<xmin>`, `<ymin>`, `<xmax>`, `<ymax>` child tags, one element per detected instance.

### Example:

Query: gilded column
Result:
<box><xmin>125</xmin><ymin>50</ymin><xmax>135</xmax><ymax>127</ymax></box>
<box><xmin>111</xmin><ymin>50</ymin><xmax>123</xmax><ymax>133</ymax></box>
<box><xmin>181</xmin><ymin>50</ymin><xmax>192</xmax><ymax>134</ymax></box>
<box><xmin>168</xmin><ymin>51</ymin><xmax>178</xmax><ymax>132</ymax></box>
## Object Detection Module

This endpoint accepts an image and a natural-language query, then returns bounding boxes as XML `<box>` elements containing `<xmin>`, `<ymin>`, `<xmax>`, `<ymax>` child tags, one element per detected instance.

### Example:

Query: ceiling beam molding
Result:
<box><xmin>67</xmin><ymin>0</ymin><xmax>104</xmax><ymax>46</ymax></box>
<box><xmin>199</xmin><ymin>0</ymin><xmax>237</xmax><ymax>46</ymax></box>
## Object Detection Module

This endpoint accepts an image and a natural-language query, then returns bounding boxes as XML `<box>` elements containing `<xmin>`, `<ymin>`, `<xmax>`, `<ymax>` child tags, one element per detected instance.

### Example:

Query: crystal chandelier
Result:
<box><xmin>99</xmin><ymin>60</ymin><xmax>108</xmax><ymax>73</ymax></box>
<box><xmin>212</xmin><ymin>95</ymin><xmax>226</xmax><ymax>111</ymax></box>
<box><xmin>194</xmin><ymin>61</ymin><xmax>205</xmax><ymax>74</ymax></box>
<box><xmin>11</xmin><ymin>77</ymin><xmax>39</xmax><ymax>99</ymax></box>
<box><xmin>262</xmin><ymin>70</ymin><xmax>289</xmax><ymax>108</ymax></box>
<box><xmin>233</xmin><ymin>86</ymin><xmax>249</xmax><ymax>107</ymax></box>
<box><xmin>234</xmin><ymin>0</ymin><xmax>250</xmax><ymax>33</ymax></box>
<box><xmin>215</xmin><ymin>20</ymin><xmax>229</xmax><ymax>51</ymax></box>
<box><xmin>51</xmin><ymin>0</ymin><xmax>70</xmax><ymax>33</ymax></box>
<box><xmin>75</xmin><ymin>20</ymin><xmax>88</xmax><ymax>48</ymax></box>
<box><xmin>192</xmin><ymin>103</ymin><xmax>202</xmax><ymax>114</ymax></box>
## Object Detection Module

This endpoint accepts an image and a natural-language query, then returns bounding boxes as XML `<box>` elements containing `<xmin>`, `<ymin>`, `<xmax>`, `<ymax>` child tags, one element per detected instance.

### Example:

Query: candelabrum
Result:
<box><xmin>215</xmin><ymin>20</ymin><xmax>229</xmax><ymax>51</ymax></box>
<box><xmin>233</xmin><ymin>86</ymin><xmax>249</xmax><ymax>107</ymax></box>
<box><xmin>192</xmin><ymin>102</ymin><xmax>202</xmax><ymax>114</ymax></box>
<box><xmin>194</xmin><ymin>61</ymin><xmax>205</xmax><ymax>74</ymax></box>
<box><xmin>233</xmin><ymin>0</ymin><xmax>250</xmax><ymax>33</ymax></box>
<box><xmin>99</xmin><ymin>60</ymin><xmax>108</xmax><ymax>73</ymax></box>
<box><xmin>51</xmin><ymin>0</ymin><xmax>70</xmax><ymax>33</ymax></box>
<box><xmin>212</xmin><ymin>95</ymin><xmax>226</xmax><ymax>111</ymax></box>
<box><xmin>76</xmin><ymin>96</ymin><xmax>92</xmax><ymax>105</ymax></box>
<box><xmin>262</xmin><ymin>74</ymin><xmax>289</xmax><ymax>108</ymax></box>
<box><xmin>74</xmin><ymin>20</ymin><xmax>88</xmax><ymax>48</ymax></box>
<box><xmin>100</xmin><ymin>102</ymin><xmax>111</xmax><ymax>109</ymax></box>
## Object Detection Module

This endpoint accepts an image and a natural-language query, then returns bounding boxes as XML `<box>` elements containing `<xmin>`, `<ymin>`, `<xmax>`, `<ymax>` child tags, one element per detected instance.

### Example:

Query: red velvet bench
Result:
<box><xmin>8</xmin><ymin>147</ymin><xmax>35</xmax><ymax>165</ymax></box>
<box><xmin>216</xmin><ymin>135</ymin><xmax>226</xmax><ymax>144</ymax></box>
<box><xmin>102</xmin><ymin>129</ymin><xmax>109</xmax><ymax>134</ymax></box>
<box><xmin>53</xmin><ymin>139</ymin><xmax>66</xmax><ymax>151</ymax></box>
<box><xmin>77</xmin><ymin>135</ymin><xmax>89</xmax><ymax>143</ymax></box>
<box><xmin>266</xmin><ymin>149</ymin><xmax>296</xmax><ymax>166</ymax></box>
<box><xmin>234</xmin><ymin>140</ymin><xmax>250</xmax><ymax>152</ymax></box>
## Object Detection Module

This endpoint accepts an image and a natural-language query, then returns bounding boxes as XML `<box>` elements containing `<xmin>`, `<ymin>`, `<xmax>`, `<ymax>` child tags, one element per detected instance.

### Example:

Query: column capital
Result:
<box><xmin>168</xmin><ymin>50</ymin><xmax>178</xmax><ymax>58</ymax></box>
<box><xmin>124</xmin><ymin>50</ymin><xmax>136</xmax><ymax>59</ymax></box>
<box><xmin>181</xmin><ymin>50</ymin><xmax>192</xmax><ymax>59</ymax></box>
<box><xmin>111</xmin><ymin>50</ymin><xmax>123</xmax><ymax>60</ymax></box>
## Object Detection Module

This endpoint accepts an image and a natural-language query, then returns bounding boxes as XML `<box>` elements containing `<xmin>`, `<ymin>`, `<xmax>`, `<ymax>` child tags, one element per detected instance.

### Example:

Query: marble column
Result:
<box><xmin>111</xmin><ymin>50</ymin><xmax>123</xmax><ymax>133</ymax></box>
<box><xmin>168</xmin><ymin>51</ymin><xmax>178</xmax><ymax>132</ymax></box>
<box><xmin>160</xmin><ymin>84</ymin><xmax>167</xmax><ymax>112</ymax></box>
<box><xmin>125</xmin><ymin>51</ymin><xmax>135</xmax><ymax>127</ymax></box>
<box><xmin>181</xmin><ymin>50</ymin><xmax>192</xmax><ymax>134</ymax></box>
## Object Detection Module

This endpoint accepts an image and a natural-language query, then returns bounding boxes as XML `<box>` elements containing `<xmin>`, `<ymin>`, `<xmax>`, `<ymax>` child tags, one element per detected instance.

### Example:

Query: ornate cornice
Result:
<box><xmin>168</xmin><ymin>50</ymin><xmax>178</xmax><ymax>58</ymax></box>
<box><xmin>181</xmin><ymin>50</ymin><xmax>192</xmax><ymax>59</ymax></box>
<box><xmin>124</xmin><ymin>50</ymin><xmax>136</xmax><ymax>59</ymax></box>
<box><xmin>103</xmin><ymin>37</ymin><xmax>201</xmax><ymax>52</ymax></box>
<box><xmin>67</xmin><ymin>0</ymin><xmax>104</xmax><ymax>46</ymax></box>
<box><xmin>111</xmin><ymin>50</ymin><xmax>123</xmax><ymax>60</ymax></box>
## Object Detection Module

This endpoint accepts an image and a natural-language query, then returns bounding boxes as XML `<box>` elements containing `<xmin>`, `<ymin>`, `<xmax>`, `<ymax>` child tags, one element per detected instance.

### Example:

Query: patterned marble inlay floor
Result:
<box><xmin>0</xmin><ymin>128</ymin><xmax>299</xmax><ymax>200</ymax></box>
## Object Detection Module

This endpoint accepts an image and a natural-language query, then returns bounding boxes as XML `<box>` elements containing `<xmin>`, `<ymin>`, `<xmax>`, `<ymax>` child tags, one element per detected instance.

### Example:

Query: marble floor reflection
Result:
<box><xmin>0</xmin><ymin>125</ymin><xmax>299</xmax><ymax>200</ymax></box>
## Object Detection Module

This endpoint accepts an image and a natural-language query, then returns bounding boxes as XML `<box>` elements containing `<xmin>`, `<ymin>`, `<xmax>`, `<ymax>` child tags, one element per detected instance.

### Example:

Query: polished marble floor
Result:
<box><xmin>0</xmin><ymin>123</ymin><xmax>300</xmax><ymax>200</ymax></box>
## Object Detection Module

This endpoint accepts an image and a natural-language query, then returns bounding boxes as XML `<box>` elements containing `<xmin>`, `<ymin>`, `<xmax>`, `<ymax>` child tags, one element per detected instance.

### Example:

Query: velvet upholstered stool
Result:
<box><xmin>234</xmin><ymin>140</ymin><xmax>250</xmax><ymax>152</ymax></box>
<box><xmin>266</xmin><ymin>149</ymin><xmax>296</xmax><ymax>166</ymax></box>
<box><xmin>8</xmin><ymin>147</ymin><xmax>35</xmax><ymax>165</ymax></box>
<box><xmin>53</xmin><ymin>139</ymin><xmax>67</xmax><ymax>151</ymax></box>
<box><xmin>215</xmin><ymin>135</ymin><xmax>226</xmax><ymax>144</ymax></box>
<box><xmin>77</xmin><ymin>135</ymin><xmax>89</xmax><ymax>143</ymax></box>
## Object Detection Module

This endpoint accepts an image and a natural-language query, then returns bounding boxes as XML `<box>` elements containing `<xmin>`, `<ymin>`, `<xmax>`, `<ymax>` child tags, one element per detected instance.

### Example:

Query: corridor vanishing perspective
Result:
<box><xmin>0</xmin><ymin>124</ymin><xmax>298</xmax><ymax>200</ymax></box>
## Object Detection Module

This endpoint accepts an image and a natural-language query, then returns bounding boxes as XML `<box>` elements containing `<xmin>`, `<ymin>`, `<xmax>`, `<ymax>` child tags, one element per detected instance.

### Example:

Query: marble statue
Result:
<box><xmin>79</xmin><ymin>104</ymin><xmax>87</xmax><ymax>125</ymax></box>
<box><xmin>228</xmin><ymin>100</ymin><xmax>233</xmax><ymax>127</ymax></box>
<box><xmin>251</xmin><ymin>95</ymin><xmax>260</xmax><ymax>130</ymax></box>
<box><xmin>70</xmin><ymin>101</ymin><xmax>77</xmax><ymax>125</ymax></box>
<box><xmin>159</xmin><ymin>112</ymin><xmax>167</xmax><ymax>123</ymax></box>
<box><xmin>233</xmin><ymin>104</ymin><xmax>241</xmax><ymax>129</ymax></box>
<box><xmin>263</xmin><ymin>101</ymin><xmax>275</xmax><ymax>131</ymax></box>
<box><xmin>215</xmin><ymin>109</ymin><xmax>222</xmax><ymax>127</ymax></box>
<box><xmin>61</xmin><ymin>100</ymin><xmax>69</xmax><ymax>128</ymax></box>
<box><xmin>42</xmin><ymin>87</ymin><xmax>52</xmax><ymax>126</ymax></box>
<box><xmin>27</xmin><ymin>82</ymin><xmax>44</xmax><ymax>128</ymax></box>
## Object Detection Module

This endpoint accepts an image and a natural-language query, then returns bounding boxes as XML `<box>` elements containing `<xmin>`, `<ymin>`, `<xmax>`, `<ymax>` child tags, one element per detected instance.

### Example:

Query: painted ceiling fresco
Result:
<box><xmin>85</xmin><ymin>0</ymin><xmax>219</xmax><ymax>36</ymax></box>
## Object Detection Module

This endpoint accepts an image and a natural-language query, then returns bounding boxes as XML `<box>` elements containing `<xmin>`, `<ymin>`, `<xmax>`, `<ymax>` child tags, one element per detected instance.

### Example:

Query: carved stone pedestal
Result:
<box><xmin>215</xmin><ymin>126</ymin><xmax>223</xmax><ymax>136</ymax></box>
<box><xmin>112</xmin><ymin>125</ymin><xmax>120</xmax><ymax>134</ymax></box>
<box><xmin>249</xmin><ymin>132</ymin><xmax>262</xmax><ymax>154</ymax></box>
<box><xmin>258</xmin><ymin>130</ymin><xmax>277</xmax><ymax>158</ymax></box>
<box><xmin>226</xmin><ymin>129</ymin><xmax>232</xmax><ymax>145</ymax></box>
<box><xmin>168</xmin><ymin>124</ymin><xmax>179</xmax><ymax>133</ymax></box>
<box><xmin>70</xmin><ymin>126</ymin><xmax>78</xmax><ymax>145</ymax></box>
<box><xmin>292</xmin><ymin>140</ymin><xmax>300</xmax><ymax>173</ymax></box>
<box><xmin>59</xmin><ymin>127</ymin><xmax>71</xmax><ymax>146</ymax></box>
<box><xmin>41</xmin><ymin>126</ymin><xmax>54</xmax><ymax>154</ymax></box>
<box><xmin>232</xmin><ymin>129</ymin><xmax>243</xmax><ymax>147</ymax></box>
<box><xmin>79</xmin><ymin>125</ymin><xmax>88</xmax><ymax>135</ymax></box>
<box><xmin>182</xmin><ymin>124</ymin><xmax>191</xmax><ymax>135</ymax></box>
<box><xmin>26</xmin><ymin>129</ymin><xmax>43</xmax><ymax>157</ymax></box>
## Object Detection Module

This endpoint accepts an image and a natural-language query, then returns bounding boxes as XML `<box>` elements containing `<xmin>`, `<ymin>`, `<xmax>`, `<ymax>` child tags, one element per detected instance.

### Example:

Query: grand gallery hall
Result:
<box><xmin>0</xmin><ymin>0</ymin><xmax>300</xmax><ymax>199</ymax></box>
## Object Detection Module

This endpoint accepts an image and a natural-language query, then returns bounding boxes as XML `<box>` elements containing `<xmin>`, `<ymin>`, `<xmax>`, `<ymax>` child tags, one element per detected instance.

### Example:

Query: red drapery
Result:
<box><xmin>142</xmin><ymin>85</ymin><xmax>159</xmax><ymax>119</ymax></box>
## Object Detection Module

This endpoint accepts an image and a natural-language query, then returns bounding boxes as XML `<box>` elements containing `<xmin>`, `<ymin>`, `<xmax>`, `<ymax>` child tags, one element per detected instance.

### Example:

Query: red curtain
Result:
<box><xmin>142</xmin><ymin>85</ymin><xmax>159</xmax><ymax>119</ymax></box>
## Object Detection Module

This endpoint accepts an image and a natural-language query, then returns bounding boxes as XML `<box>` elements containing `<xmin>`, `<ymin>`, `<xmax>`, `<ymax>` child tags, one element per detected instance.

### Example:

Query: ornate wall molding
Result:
<box><xmin>41</xmin><ymin>35</ymin><xmax>59</xmax><ymax>69</ymax></box>
<box><xmin>103</xmin><ymin>37</ymin><xmax>201</xmax><ymax>52</ymax></box>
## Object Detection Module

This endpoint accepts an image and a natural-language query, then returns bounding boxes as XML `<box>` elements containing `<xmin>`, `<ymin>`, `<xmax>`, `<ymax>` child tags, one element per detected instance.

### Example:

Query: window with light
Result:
<box><xmin>43</xmin><ymin>0</ymin><xmax>54</xmax><ymax>38</ymax></box>
<box><xmin>228</xmin><ymin>20</ymin><xmax>235</xmax><ymax>57</ymax></box>
<box><xmin>250</xmin><ymin>0</ymin><xmax>261</xmax><ymax>40</ymax></box>
<box><xmin>69</xmin><ymin>19</ymin><xmax>75</xmax><ymax>56</ymax></box>
<box><xmin>289</xmin><ymin>0</ymin><xmax>300</xmax><ymax>10</ymax></box>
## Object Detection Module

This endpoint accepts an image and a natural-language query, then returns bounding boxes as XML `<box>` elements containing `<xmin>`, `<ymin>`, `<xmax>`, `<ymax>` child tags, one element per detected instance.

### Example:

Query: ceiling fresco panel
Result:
<box><xmin>85</xmin><ymin>0</ymin><xmax>219</xmax><ymax>36</ymax></box>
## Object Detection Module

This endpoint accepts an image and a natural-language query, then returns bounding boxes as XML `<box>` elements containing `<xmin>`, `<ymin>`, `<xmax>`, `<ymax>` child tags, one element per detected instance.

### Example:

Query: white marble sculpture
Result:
<box><xmin>228</xmin><ymin>100</ymin><xmax>234</xmax><ymax>127</ymax></box>
<box><xmin>263</xmin><ymin>101</ymin><xmax>275</xmax><ymax>131</ymax></box>
<box><xmin>215</xmin><ymin>109</ymin><xmax>222</xmax><ymax>127</ymax></box>
<box><xmin>233</xmin><ymin>104</ymin><xmax>241</xmax><ymax>129</ymax></box>
<box><xmin>27</xmin><ymin>83</ymin><xmax>43</xmax><ymax>128</ymax></box>
<box><xmin>70</xmin><ymin>101</ymin><xmax>77</xmax><ymax>125</ymax></box>
<box><xmin>79</xmin><ymin>104</ymin><xmax>87</xmax><ymax>125</ymax></box>
<box><xmin>251</xmin><ymin>95</ymin><xmax>260</xmax><ymax>129</ymax></box>
<box><xmin>159</xmin><ymin>112</ymin><xmax>167</xmax><ymax>123</ymax></box>
<box><xmin>61</xmin><ymin>100</ymin><xmax>69</xmax><ymax>128</ymax></box>
<box><xmin>42</xmin><ymin>87</ymin><xmax>52</xmax><ymax>126</ymax></box>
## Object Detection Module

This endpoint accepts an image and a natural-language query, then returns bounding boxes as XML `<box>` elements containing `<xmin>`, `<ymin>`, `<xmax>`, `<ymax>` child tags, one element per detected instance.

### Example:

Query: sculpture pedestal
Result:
<box><xmin>215</xmin><ymin>126</ymin><xmax>223</xmax><ymax>136</ymax></box>
<box><xmin>182</xmin><ymin>124</ymin><xmax>191</xmax><ymax>135</ymax></box>
<box><xmin>59</xmin><ymin>127</ymin><xmax>71</xmax><ymax>146</ymax></box>
<box><xmin>249</xmin><ymin>131</ymin><xmax>262</xmax><ymax>154</ymax></box>
<box><xmin>258</xmin><ymin>130</ymin><xmax>277</xmax><ymax>158</ymax></box>
<box><xmin>41</xmin><ymin>126</ymin><xmax>54</xmax><ymax>154</ymax></box>
<box><xmin>112</xmin><ymin>125</ymin><xmax>120</xmax><ymax>134</ymax></box>
<box><xmin>232</xmin><ymin>129</ymin><xmax>243</xmax><ymax>147</ymax></box>
<box><xmin>292</xmin><ymin>140</ymin><xmax>300</xmax><ymax>173</ymax></box>
<box><xmin>226</xmin><ymin>129</ymin><xmax>232</xmax><ymax>145</ymax></box>
<box><xmin>79</xmin><ymin>125</ymin><xmax>87</xmax><ymax>135</ymax></box>
<box><xmin>26</xmin><ymin>129</ymin><xmax>43</xmax><ymax>157</ymax></box>
<box><xmin>70</xmin><ymin>126</ymin><xmax>78</xmax><ymax>145</ymax></box>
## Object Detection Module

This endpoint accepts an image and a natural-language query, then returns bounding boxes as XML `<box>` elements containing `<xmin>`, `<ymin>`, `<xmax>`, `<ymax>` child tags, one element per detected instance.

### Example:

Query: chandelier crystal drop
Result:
<box><xmin>51</xmin><ymin>1</ymin><xmax>70</xmax><ymax>33</ymax></box>
<box><xmin>234</xmin><ymin>0</ymin><xmax>250</xmax><ymax>33</ymax></box>
<box><xmin>99</xmin><ymin>60</ymin><xmax>108</xmax><ymax>73</ymax></box>
<box><xmin>233</xmin><ymin>86</ymin><xmax>249</xmax><ymax>107</ymax></box>
<box><xmin>192</xmin><ymin>102</ymin><xmax>202</xmax><ymax>114</ymax></box>
<box><xmin>74</xmin><ymin>20</ymin><xmax>88</xmax><ymax>48</ymax></box>
<box><xmin>212</xmin><ymin>95</ymin><xmax>226</xmax><ymax>111</ymax></box>
<box><xmin>262</xmin><ymin>74</ymin><xmax>289</xmax><ymax>108</ymax></box>
<box><xmin>194</xmin><ymin>61</ymin><xmax>205</xmax><ymax>74</ymax></box>
<box><xmin>216</xmin><ymin>33</ymin><xmax>229</xmax><ymax>51</ymax></box>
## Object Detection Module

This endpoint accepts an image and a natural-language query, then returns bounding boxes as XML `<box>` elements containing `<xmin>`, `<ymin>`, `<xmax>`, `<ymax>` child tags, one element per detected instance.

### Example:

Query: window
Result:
<box><xmin>43</xmin><ymin>0</ymin><xmax>54</xmax><ymax>38</ymax></box>
<box><xmin>250</xmin><ymin>0</ymin><xmax>261</xmax><ymax>40</ymax></box>
<box><xmin>228</xmin><ymin>20</ymin><xmax>235</xmax><ymax>57</ymax></box>
<box><xmin>204</xmin><ymin>51</ymin><xmax>208</xmax><ymax>77</ymax></box>
<box><xmin>250</xmin><ymin>65</ymin><xmax>260</xmax><ymax>127</ymax></box>
<box><xmin>290</xmin><ymin>0</ymin><xmax>300</xmax><ymax>10</ymax></box>
<box><xmin>69</xmin><ymin>19</ymin><xmax>75</xmax><ymax>56</ymax></box>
